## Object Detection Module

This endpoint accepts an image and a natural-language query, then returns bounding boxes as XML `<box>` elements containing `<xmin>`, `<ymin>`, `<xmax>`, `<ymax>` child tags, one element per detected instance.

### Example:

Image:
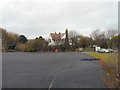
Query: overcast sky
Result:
<box><xmin>0</xmin><ymin>0</ymin><xmax>118</xmax><ymax>39</ymax></box>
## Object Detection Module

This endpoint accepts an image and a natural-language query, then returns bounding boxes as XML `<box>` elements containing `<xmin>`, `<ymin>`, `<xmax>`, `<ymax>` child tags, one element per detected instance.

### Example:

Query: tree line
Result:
<box><xmin>0</xmin><ymin>27</ymin><xmax>119</xmax><ymax>52</ymax></box>
<box><xmin>1</xmin><ymin>28</ymin><xmax>48</xmax><ymax>52</ymax></box>
<box><xmin>67</xmin><ymin>29</ymin><xmax>119</xmax><ymax>51</ymax></box>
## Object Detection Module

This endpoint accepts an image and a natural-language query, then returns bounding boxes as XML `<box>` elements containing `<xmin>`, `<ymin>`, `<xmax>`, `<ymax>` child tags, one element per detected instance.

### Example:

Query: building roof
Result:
<box><xmin>50</xmin><ymin>32</ymin><xmax>65</xmax><ymax>41</ymax></box>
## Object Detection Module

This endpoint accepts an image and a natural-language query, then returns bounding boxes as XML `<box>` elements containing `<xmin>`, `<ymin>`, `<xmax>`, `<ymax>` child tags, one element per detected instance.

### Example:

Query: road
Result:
<box><xmin>2</xmin><ymin>52</ymin><xmax>105</xmax><ymax>88</ymax></box>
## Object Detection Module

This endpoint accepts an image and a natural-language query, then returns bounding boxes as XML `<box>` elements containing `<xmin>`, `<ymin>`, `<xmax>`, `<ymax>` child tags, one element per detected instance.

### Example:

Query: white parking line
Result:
<box><xmin>48</xmin><ymin>67</ymin><xmax>61</xmax><ymax>90</ymax></box>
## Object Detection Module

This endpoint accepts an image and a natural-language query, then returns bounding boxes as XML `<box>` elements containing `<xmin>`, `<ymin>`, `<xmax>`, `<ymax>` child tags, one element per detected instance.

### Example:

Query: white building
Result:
<box><xmin>48</xmin><ymin>32</ymin><xmax>66</xmax><ymax>46</ymax></box>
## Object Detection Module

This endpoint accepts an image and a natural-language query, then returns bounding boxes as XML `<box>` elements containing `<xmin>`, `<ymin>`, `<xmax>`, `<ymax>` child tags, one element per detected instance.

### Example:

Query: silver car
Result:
<box><xmin>97</xmin><ymin>48</ymin><xmax>109</xmax><ymax>53</ymax></box>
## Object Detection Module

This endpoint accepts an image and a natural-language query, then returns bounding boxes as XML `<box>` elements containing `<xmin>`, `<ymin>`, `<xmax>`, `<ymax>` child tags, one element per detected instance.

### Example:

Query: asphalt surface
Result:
<box><xmin>2</xmin><ymin>52</ymin><xmax>105</xmax><ymax>88</ymax></box>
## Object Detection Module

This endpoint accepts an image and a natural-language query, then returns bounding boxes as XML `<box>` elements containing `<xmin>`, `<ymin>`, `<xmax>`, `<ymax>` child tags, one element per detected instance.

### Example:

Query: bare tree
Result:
<box><xmin>69</xmin><ymin>30</ymin><xmax>78</xmax><ymax>46</ymax></box>
<box><xmin>90</xmin><ymin>29</ymin><xmax>101</xmax><ymax>40</ymax></box>
<box><xmin>90</xmin><ymin>29</ymin><xmax>108</xmax><ymax>48</ymax></box>
<box><xmin>106</xmin><ymin>30</ymin><xmax>118</xmax><ymax>39</ymax></box>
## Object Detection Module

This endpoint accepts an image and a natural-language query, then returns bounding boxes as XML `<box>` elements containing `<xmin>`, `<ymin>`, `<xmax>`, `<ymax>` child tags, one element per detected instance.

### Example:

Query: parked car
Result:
<box><xmin>107</xmin><ymin>49</ymin><xmax>113</xmax><ymax>53</ymax></box>
<box><xmin>97</xmin><ymin>49</ymin><xmax>105</xmax><ymax>53</ymax></box>
<box><xmin>97</xmin><ymin>48</ymin><xmax>109</xmax><ymax>53</ymax></box>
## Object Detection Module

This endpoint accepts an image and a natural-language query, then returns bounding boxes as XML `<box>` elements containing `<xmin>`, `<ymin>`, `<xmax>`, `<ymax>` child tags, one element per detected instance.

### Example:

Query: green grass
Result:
<box><xmin>88</xmin><ymin>52</ymin><xmax>118</xmax><ymax>65</ymax></box>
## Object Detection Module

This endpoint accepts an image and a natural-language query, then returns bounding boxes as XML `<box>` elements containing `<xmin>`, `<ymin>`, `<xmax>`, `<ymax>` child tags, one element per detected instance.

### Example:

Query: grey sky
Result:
<box><xmin>0</xmin><ymin>0</ymin><xmax>118</xmax><ymax>39</ymax></box>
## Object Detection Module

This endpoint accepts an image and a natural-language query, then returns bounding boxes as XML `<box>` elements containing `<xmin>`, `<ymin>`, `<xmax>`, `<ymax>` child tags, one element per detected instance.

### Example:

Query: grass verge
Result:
<box><xmin>88</xmin><ymin>52</ymin><xmax>118</xmax><ymax>88</ymax></box>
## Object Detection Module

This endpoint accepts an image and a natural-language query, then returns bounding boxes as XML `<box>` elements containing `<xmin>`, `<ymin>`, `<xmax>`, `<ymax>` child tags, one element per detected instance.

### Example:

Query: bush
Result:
<box><xmin>15</xmin><ymin>44</ymin><xmax>27</xmax><ymax>52</ymax></box>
